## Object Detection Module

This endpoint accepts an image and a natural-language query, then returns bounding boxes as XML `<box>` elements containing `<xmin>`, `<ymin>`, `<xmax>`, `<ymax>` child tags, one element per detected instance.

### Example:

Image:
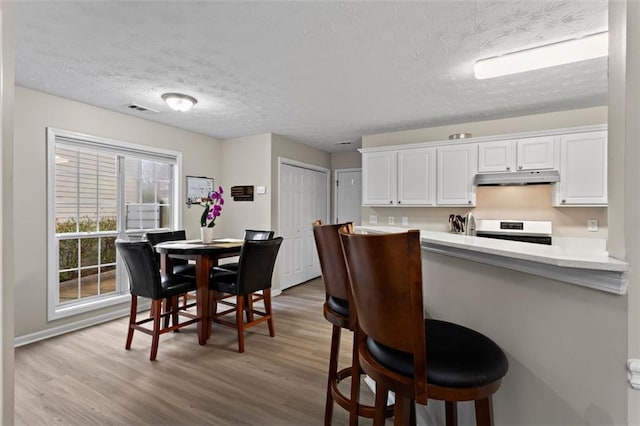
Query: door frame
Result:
<box><xmin>334</xmin><ymin>167</ymin><xmax>361</xmax><ymax>225</ymax></box>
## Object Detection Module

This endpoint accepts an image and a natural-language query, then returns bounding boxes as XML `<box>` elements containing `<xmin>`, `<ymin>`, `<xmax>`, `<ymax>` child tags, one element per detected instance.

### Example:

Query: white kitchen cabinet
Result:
<box><xmin>397</xmin><ymin>147</ymin><xmax>436</xmax><ymax>206</ymax></box>
<box><xmin>362</xmin><ymin>151</ymin><xmax>397</xmax><ymax>205</ymax></box>
<box><xmin>437</xmin><ymin>144</ymin><xmax>477</xmax><ymax>206</ymax></box>
<box><xmin>554</xmin><ymin>131</ymin><xmax>607</xmax><ymax>206</ymax></box>
<box><xmin>362</xmin><ymin>148</ymin><xmax>436</xmax><ymax>206</ymax></box>
<box><xmin>478</xmin><ymin>136</ymin><xmax>556</xmax><ymax>172</ymax></box>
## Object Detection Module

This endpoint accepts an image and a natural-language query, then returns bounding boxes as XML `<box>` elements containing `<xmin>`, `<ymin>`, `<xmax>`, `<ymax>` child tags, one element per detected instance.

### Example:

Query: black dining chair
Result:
<box><xmin>339</xmin><ymin>228</ymin><xmax>509</xmax><ymax>426</ymax></box>
<box><xmin>116</xmin><ymin>240</ymin><xmax>198</xmax><ymax>361</ymax></box>
<box><xmin>145</xmin><ymin>230</ymin><xmax>196</xmax><ymax>277</ymax></box>
<box><xmin>216</xmin><ymin>229</ymin><xmax>275</xmax><ymax>272</ymax></box>
<box><xmin>209</xmin><ymin>237</ymin><xmax>283</xmax><ymax>353</ymax></box>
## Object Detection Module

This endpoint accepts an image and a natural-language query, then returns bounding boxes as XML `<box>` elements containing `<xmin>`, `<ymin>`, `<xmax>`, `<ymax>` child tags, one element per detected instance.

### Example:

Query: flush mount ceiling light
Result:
<box><xmin>474</xmin><ymin>31</ymin><xmax>608</xmax><ymax>80</ymax></box>
<box><xmin>161</xmin><ymin>92</ymin><xmax>198</xmax><ymax>112</ymax></box>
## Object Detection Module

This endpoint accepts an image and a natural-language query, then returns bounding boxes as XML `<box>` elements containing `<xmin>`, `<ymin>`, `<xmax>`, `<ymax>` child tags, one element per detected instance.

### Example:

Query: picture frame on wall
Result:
<box><xmin>186</xmin><ymin>175</ymin><xmax>214</xmax><ymax>206</ymax></box>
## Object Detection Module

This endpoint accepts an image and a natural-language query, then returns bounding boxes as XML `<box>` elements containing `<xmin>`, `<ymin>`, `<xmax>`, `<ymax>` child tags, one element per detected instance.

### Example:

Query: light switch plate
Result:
<box><xmin>256</xmin><ymin>186</ymin><xmax>267</xmax><ymax>194</ymax></box>
<box><xmin>588</xmin><ymin>219</ymin><xmax>598</xmax><ymax>232</ymax></box>
<box><xmin>388</xmin><ymin>216</ymin><xmax>394</xmax><ymax>225</ymax></box>
<box><xmin>369</xmin><ymin>215</ymin><xmax>377</xmax><ymax>224</ymax></box>
<box><xmin>402</xmin><ymin>216</ymin><xmax>409</xmax><ymax>226</ymax></box>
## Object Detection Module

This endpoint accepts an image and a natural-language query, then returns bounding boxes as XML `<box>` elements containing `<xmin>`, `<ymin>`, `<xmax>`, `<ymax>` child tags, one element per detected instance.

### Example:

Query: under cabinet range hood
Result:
<box><xmin>474</xmin><ymin>170</ymin><xmax>560</xmax><ymax>186</ymax></box>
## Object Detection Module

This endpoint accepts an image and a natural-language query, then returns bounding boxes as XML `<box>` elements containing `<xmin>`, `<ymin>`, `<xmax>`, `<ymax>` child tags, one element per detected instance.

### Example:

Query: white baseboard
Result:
<box><xmin>14</xmin><ymin>302</ymin><xmax>149</xmax><ymax>348</ymax></box>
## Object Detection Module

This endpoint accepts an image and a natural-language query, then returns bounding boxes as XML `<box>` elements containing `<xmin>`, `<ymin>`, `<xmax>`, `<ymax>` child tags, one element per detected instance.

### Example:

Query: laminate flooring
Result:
<box><xmin>15</xmin><ymin>278</ymin><xmax>374</xmax><ymax>425</ymax></box>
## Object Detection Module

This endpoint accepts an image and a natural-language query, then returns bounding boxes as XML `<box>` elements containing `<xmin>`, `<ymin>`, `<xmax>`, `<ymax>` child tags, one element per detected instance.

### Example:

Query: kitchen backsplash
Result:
<box><xmin>361</xmin><ymin>185</ymin><xmax>607</xmax><ymax>238</ymax></box>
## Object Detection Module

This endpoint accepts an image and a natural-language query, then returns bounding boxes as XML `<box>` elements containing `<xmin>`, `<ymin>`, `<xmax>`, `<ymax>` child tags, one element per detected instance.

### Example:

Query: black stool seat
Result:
<box><xmin>367</xmin><ymin>319</ymin><xmax>509</xmax><ymax>388</ymax></box>
<box><xmin>160</xmin><ymin>274</ymin><xmax>198</xmax><ymax>298</ymax></box>
<box><xmin>326</xmin><ymin>296</ymin><xmax>349</xmax><ymax>317</ymax></box>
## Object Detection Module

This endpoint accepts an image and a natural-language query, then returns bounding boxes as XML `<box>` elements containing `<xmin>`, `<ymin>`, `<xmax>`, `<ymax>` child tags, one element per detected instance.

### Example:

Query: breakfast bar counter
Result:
<box><xmin>357</xmin><ymin>226</ymin><xmax>629</xmax><ymax>295</ymax></box>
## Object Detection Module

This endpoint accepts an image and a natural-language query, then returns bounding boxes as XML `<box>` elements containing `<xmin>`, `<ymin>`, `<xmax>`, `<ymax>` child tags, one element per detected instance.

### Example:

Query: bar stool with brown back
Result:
<box><xmin>339</xmin><ymin>228</ymin><xmax>509</xmax><ymax>426</ymax></box>
<box><xmin>312</xmin><ymin>220</ymin><xmax>392</xmax><ymax>426</ymax></box>
<box><xmin>209</xmin><ymin>237</ymin><xmax>283</xmax><ymax>353</ymax></box>
<box><xmin>116</xmin><ymin>240</ymin><xmax>199</xmax><ymax>361</ymax></box>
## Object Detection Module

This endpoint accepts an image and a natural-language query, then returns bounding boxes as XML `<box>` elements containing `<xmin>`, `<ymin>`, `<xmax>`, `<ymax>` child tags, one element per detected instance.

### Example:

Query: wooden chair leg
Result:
<box><xmin>245</xmin><ymin>293</ymin><xmax>254</xmax><ymax>323</ymax></box>
<box><xmin>162</xmin><ymin>299</ymin><xmax>170</xmax><ymax>329</ymax></box>
<box><xmin>236</xmin><ymin>295</ymin><xmax>245</xmax><ymax>353</ymax></box>
<box><xmin>475</xmin><ymin>397</ymin><xmax>494</xmax><ymax>426</ymax></box>
<box><xmin>150</xmin><ymin>299</ymin><xmax>162</xmax><ymax>361</ymax></box>
<box><xmin>170</xmin><ymin>296</ymin><xmax>179</xmax><ymax>330</ymax></box>
<box><xmin>373</xmin><ymin>382</ymin><xmax>388</xmax><ymax>426</ymax></box>
<box><xmin>348</xmin><ymin>330</ymin><xmax>360</xmax><ymax>426</ymax></box>
<box><xmin>445</xmin><ymin>401</ymin><xmax>458</xmax><ymax>426</ymax></box>
<box><xmin>264</xmin><ymin>289</ymin><xmax>275</xmax><ymax>337</ymax></box>
<box><xmin>125</xmin><ymin>295</ymin><xmax>137</xmax><ymax>350</ymax></box>
<box><xmin>325</xmin><ymin>324</ymin><xmax>341</xmax><ymax>426</ymax></box>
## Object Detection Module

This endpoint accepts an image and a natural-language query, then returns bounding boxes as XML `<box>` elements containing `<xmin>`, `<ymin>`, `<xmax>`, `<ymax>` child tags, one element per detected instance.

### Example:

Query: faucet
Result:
<box><xmin>465</xmin><ymin>212</ymin><xmax>476</xmax><ymax>236</ymax></box>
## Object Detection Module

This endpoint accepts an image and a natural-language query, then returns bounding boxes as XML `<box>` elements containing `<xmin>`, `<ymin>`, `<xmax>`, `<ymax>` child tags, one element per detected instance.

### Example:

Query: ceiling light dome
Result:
<box><xmin>161</xmin><ymin>92</ymin><xmax>198</xmax><ymax>112</ymax></box>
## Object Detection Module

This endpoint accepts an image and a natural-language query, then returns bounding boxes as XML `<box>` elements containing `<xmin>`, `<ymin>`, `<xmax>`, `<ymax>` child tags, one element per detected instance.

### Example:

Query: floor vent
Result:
<box><xmin>127</xmin><ymin>103</ymin><xmax>158</xmax><ymax>113</ymax></box>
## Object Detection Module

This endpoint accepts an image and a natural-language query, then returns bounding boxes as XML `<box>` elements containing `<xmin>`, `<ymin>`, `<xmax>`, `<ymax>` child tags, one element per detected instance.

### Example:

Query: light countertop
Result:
<box><xmin>356</xmin><ymin>225</ymin><xmax>629</xmax><ymax>294</ymax></box>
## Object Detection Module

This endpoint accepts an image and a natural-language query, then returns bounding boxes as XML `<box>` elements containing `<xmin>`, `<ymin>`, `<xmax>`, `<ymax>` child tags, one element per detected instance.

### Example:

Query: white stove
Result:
<box><xmin>474</xmin><ymin>219</ymin><xmax>553</xmax><ymax>245</ymax></box>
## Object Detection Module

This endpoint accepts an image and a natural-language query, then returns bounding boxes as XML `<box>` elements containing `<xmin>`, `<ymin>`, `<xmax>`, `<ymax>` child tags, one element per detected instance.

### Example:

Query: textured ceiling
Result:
<box><xmin>14</xmin><ymin>1</ymin><xmax>608</xmax><ymax>153</ymax></box>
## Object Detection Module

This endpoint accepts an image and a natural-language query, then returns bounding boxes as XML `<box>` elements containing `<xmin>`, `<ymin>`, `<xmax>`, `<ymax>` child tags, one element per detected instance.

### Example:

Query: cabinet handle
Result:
<box><xmin>518</xmin><ymin>166</ymin><xmax>523</xmax><ymax>170</ymax></box>
<box><xmin>468</xmin><ymin>200</ymin><xmax>472</xmax><ymax>204</ymax></box>
<box><xmin>562</xmin><ymin>199</ymin><xmax>566</xmax><ymax>204</ymax></box>
<box><xmin>506</xmin><ymin>166</ymin><xmax>511</xmax><ymax>171</ymax></box>
<box><xmin>398</xmin><ymin>201</ymin><xmax>401</xmax><ymax>204</ymax></box>
<box><xmin>389</xmin><ymin>201</ymin><xmax>393</xmax><ymax>204</ymax></box>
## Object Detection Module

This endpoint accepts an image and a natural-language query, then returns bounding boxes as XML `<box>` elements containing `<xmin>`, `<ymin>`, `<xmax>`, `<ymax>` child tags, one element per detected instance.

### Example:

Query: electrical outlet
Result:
<box><xmin>588</xmin><ymin>219</ymin><xmax>598</xmax><ymax>232</ymax></box>
<box><xmin>388</xmin><ymin>216</ymin><xmax>395</xmax><ymax>225</ymax></box>
<box><xmin>402</xmin><ymin>216</ymin><xmax>409</xmax><ymax>226</ymax></box>
<box><xmin>369</xmin><ymin>215</ymin><xmax>377</xmax><ymax>224</ymax></box>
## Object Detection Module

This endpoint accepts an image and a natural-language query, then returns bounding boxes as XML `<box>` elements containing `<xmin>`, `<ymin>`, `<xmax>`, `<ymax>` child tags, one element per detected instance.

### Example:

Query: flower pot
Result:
<box><xmin>200</xmin><ymin>227</ymin><xmax>215</xmax><ymax>244</ymax></box>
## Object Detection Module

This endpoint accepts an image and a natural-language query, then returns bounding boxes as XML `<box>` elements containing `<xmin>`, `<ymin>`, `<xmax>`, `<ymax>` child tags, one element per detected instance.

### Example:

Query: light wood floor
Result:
<box><xmin>15</xmin><ymin>278</ymin><xmax>375</xmax><ymax>425</ymax></box>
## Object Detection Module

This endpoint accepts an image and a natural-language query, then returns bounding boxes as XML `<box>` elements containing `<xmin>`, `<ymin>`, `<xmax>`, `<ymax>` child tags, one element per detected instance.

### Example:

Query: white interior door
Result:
<box><xmin>335</xmin><ymin>169</ymin><xmax>361</xmax><ymax>225</ymax></box>
<box><xmin>279</xmin><ymin>163</ymin><xmax>328</xmax><ymax>290</ymax></box>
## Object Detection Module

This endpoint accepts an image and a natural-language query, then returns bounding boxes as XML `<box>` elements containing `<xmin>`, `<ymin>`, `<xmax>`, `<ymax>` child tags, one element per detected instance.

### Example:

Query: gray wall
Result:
<box><xmin>13</xmin><ymin>86</ymin><xmax>222</xmax><ymax>338</ymax></box>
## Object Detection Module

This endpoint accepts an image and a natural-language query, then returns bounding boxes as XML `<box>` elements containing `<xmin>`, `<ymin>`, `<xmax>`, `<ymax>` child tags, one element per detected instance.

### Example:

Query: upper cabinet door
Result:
<box><xmin>437</xmin><ymin>144</ymin><xmax>477</xmax><ymax>206</ymax></box>
<box><xmin>397</xmin><ymin>147</ymin><xmax>436</xmax><ymax>206</ymax></box>
<box><xmin>478</xmin><ymin>140</ymin><xmax>517</xmax><ymax>172</ymax></box>
<box><xmin>516</xmin><ymin>136</ymin><xmax>556</xmax><ymax>170</ymax></box>
<box><xmin>362</xmin><ymin>151</ymin><xmax>397</xmax><ymax>206</ymax></box>
<box><xmin>555</xmin><ymin>131</ymin><xmax>607</xmax><ymax>206</ymax></box>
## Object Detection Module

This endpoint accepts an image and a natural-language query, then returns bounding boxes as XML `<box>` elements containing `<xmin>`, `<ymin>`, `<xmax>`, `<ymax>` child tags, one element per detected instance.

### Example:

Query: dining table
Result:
<box><xmin>155</xmin><ymin>238</ymin><xmax>243</xmax><ymax>344</ymax></box>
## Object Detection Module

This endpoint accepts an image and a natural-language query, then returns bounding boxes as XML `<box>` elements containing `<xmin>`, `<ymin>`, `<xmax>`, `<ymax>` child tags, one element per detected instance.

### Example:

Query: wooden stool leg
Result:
<box><xmin>348</xmin><ymin>330</ymin><xmax>360</xmax><ymax>426</ymax></box>
<box><xmin>373</xmin><ymin>382</ymin><xmax>388</xmax><ymax>426</ymax></box>
<box><xmin>125</xmin><ymin>295</ymin><xmax>137</xmax><ymax>349</ymax></box>
<box><xmin>325</xmin><ymin>325</ymin><xmax>341</xmax><ymax>426</ymax></box>
<box><xmin>445</xmin><ymin>401</ymin><xmax>458</xmax><ymax>426</ymax></box>
<box><xmin>475</xmin><ymin>397</ymin><xmax>494</xmax><ymax>426</ymax></box>
<box><xmin>394</xmin><ymin>395</ymin><xmax>412</xmax><ymax>426</ymax></box>
<box><xmin>171</xmin><ymin>296</ymin><xmax>179</xmax><ymax>330</ymax></box>
<box><xmin>245</xmin><ymin>293</ymin><xmax>254</xmax><ymax>323</ymax></box>
<box><xmin>150</xmin><ymin>299</ymin><xmax>162</xmax><ymax>361</ymax></box>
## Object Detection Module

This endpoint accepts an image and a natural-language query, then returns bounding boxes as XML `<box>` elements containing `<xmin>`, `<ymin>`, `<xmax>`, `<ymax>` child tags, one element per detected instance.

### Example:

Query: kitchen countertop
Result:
<box><xmin>356</xmin><ymin>225</ymin><xmax>629</xmax><ymax>294</ymax></box>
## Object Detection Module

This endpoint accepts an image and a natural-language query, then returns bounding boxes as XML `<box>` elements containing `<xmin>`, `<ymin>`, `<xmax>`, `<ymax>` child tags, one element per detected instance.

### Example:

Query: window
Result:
<box><xmin>47</xmin><ymin>128</ymin><xmax>182</xmax><ymax>320</ymax></box>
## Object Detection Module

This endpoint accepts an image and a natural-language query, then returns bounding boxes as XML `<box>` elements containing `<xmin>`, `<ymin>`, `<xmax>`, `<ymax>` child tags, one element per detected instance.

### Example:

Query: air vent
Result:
<box><xmin>127</xmin><ymin>103</ymin><xmax>158</xmax><ymax>113</ymax></box>
<box><xmin>335</xmin><ymin>141</ymin><xmax>352</xmax><ymax>146</ymax></box>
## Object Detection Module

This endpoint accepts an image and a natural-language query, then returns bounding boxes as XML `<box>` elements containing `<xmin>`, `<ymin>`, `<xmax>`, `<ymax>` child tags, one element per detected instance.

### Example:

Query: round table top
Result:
<box><xmin>155</xmin><ymin>239</ymin><xmax>243</xmax><ymax>255</ymax></box>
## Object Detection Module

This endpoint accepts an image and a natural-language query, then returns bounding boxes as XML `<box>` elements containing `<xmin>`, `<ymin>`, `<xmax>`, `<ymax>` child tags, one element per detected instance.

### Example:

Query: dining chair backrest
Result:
<box><xmin>243</xmin><ymin>229</ymin><xmax>274</xmax><ymax>241</ymax></box>
<box><xmin>116</xmin><ymin>240</ymin><xmax>162</xmax><ymax>300</ymax></box>
<box><xmin>338</xmin><ymin>228</ymin><xmax>427</xmax><ymax>399</ymax></box>
<box><xmin>145</xmin><ymin>230</ymin><xmax>189</xmax><ymax>265</ymax></box>
<box><xmin>312</xmin><ymin>221</ymin><xmax>352</xmax><ymax>302</ymax></box>
<box><xmin>236</xmin><ymin>237</ymin><xmax>283</xmax><ymax>295</ymax></box>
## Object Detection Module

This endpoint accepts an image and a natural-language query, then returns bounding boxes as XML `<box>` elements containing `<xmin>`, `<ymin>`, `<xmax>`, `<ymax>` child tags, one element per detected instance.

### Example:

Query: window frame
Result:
<box><xmin>46</xmin><ymin>128</ymin><xmax>183</xmax><ymax>321</ymax></box>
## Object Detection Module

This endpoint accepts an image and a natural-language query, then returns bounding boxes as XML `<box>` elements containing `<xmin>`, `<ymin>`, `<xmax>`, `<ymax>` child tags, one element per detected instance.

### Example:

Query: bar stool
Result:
<box><xmin>339</xmin><ymin>228</ymin><xmax>509</xmax><ymax>426</ymax></box>
<box><xmin>312</xmin><ymin>220</ymin><xmax>392</xmax><ymax>425</ymax></box>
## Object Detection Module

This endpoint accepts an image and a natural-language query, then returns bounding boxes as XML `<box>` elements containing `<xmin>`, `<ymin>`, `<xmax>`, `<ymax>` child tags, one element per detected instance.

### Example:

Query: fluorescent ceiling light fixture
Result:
<box><xmin>161</xmin><ymin>92</ymin><xmax>198</xmax><ymax>112</ymax></box>
<box><xmin>474</xmin><ymin>32</ymin><xmax>608</xmax><ymax>79</ymax></box>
